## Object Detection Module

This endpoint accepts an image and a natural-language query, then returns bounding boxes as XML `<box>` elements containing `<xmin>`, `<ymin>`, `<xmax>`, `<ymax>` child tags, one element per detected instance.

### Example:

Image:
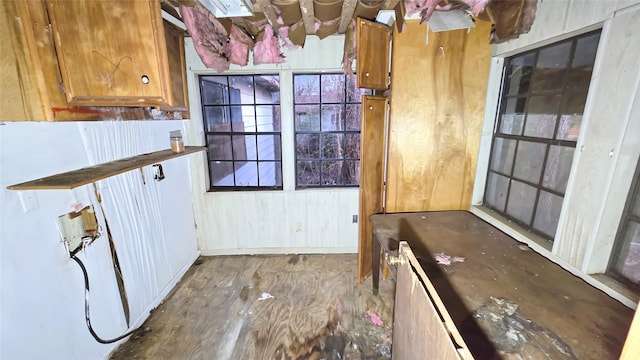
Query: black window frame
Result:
<box><xmin>199</xmin><ymin>74</ymin><xmax>283</xmax><ymax>192</ymax></box>
<box><xmin>607</xmin><ymin>157</ymin><xmax>640</xmax><ymax>291</ymax></box>
<box><xmin>483</xmin><ymin>30</ymin><xmax>601</xmax><ymax>241</ymax></box>
<box><xmin>293</xmin><ymin>73</ymin><xmax>370</xmax><ymax>189</ymax></box>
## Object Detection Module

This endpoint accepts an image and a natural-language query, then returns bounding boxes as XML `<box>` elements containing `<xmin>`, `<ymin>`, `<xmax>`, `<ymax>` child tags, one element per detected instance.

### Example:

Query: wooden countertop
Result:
<box><xmin>370</xmin><ymin>211</ymin><xmax>634</xmax><ymax>359</ymax></box>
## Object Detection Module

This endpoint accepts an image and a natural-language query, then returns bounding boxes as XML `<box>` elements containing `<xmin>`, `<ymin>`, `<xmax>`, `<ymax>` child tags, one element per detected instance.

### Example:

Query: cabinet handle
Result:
<box><xmin>141</xmin><ymin>75</ymin><xmax>150</xmax><ymax>84</ymax></box>
<box><xmin>365</xmin><ymin>72</ymin><xmax>370</xmax><ymax>77</ymax></box>
<box><xmin>369</xmin><ymin>105</ymin><xmax>373</xmax><ymax>110</ymax></box>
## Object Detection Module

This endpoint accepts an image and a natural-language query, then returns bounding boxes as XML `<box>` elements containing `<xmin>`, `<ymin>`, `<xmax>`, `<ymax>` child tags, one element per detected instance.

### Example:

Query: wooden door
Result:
<box><xmin>393</xmin><ymin>242</ymin><xmax>473</xmax><ymax>359</ymax></box>
<box><xmin>356</xmin><ymin>18</ymin><xmax>391</xmax><ymax>91</ymax></box>
<box><xmin>357</xmin><ymin>95</ymin><xmax>387</xmax><ymax>283</ymax></box>
<box><xmin>46</xmin><ymin>0</ymin><xmax>172</xmax><ymax>107</ymax></box>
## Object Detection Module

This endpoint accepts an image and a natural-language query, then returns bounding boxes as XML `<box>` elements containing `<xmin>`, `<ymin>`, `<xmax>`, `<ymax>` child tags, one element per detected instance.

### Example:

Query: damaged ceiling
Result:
<box><xmin>162</xmin><ymin>0</ymin><xmax>537</xmax><ymax>71</ymax></box>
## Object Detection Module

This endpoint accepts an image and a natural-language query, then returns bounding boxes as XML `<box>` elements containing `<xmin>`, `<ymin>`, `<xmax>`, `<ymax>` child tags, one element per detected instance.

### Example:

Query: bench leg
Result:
<box><xmin>372</xmin><ymin>233</ymin><xmax>380</xmax><ymax>295</ymax></box>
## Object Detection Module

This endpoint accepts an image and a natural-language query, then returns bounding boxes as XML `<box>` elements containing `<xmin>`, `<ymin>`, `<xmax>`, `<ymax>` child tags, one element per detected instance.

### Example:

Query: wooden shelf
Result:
<box><xmin>7</xmin><ymin>146</ymin><xmax>205</xmax><ymax>190</ymax></box>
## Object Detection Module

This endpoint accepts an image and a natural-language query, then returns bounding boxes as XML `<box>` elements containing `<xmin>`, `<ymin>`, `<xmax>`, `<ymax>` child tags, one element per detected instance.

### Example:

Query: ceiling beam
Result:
<box><xmin>338</xmin><ymin>0</ymin><xmax>358</xmax><ymax>34</ymax></box>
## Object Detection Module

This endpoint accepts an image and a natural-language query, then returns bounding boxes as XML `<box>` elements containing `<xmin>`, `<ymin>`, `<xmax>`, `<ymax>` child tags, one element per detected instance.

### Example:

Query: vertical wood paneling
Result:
<box><xmin>357</xmin><ymin>96</ymin><xmax>387</xmax><ymax>283</ymax></box>
<box><xmin>586</xmin><ymin>76</ymin><xmax>640</xmax><ymax>273</ymax></box>
<box><xmin>385</xmin><ymin>20</ymin><xmax>492</xmax><ymax>213</ymax></box>
<box><xmin>0</xmin><ymin>1</ymin><xmax>44</xmax><ymax>120</ymax></box>
<box><xmin>185</xmin><ymin>36</ymin><xmax>361</xmax><ymax>255</ymax></box>
<box><xmin>193</xmin><ymin>190</ymin><xmax>359</xmax><ymax>254</ymax></box>
<box><xmin>564</xmin><ymin>0</ymin><xmax>617</xmax><ymax>32</ymax></box>
<box><xmin>554</xmin><ymin>7</ymin><xmax>640</xmax><ymax>268</ymax></box>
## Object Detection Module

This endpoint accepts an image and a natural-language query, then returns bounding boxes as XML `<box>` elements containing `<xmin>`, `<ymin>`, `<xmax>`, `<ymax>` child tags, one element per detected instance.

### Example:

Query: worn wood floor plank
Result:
<box><xmin>110</xmin><ymin>254</ymin><xmax>394</xmax><ymax>360</ymax></box>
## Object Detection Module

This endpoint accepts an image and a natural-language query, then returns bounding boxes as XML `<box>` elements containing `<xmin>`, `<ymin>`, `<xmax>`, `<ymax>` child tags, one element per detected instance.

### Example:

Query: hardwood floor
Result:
<box><xmin>109</xmin><ymin>254</ymin><xmax>395</xmax><ymax>360</ymax></box>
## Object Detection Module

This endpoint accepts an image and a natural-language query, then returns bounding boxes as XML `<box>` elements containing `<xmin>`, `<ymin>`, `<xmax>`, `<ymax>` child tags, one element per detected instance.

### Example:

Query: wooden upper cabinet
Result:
<box><xmin>356</xmin><ymin>18</ymin><xmax>391</xmax><ymax>91</ymax></box>
<box><xmin>46</xmin><ymin>0</ymin><xmax>186</xmax><ymax>109</ymax></box>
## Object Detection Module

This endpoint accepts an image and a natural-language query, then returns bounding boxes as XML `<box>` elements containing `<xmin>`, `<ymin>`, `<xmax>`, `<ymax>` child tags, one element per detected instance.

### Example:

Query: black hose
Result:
<box><xmin>71</xmin><ymin>256</ymin><xmax>141</xmax><ymax>344</ymax></box>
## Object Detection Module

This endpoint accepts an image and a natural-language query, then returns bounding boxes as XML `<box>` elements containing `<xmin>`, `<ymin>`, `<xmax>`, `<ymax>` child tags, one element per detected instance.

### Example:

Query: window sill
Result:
<box><xmin>470</xmin><ymin>205</ymin><xmax>553</xmax><ymax>253</ymax></box>
<box><xmin>470</xmin><ymin>205</ymin><xmax>638</xmax><ymax>308</ymax></box>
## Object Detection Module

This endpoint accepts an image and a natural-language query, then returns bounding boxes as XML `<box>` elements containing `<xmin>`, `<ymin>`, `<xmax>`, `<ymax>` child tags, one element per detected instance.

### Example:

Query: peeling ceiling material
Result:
<box><xmin>271</xmin><ymin>0</ymin><xmax>308</xmax><ymax>45</ymax></box>
<box><xmin>314</xmin><ymin>0</ymin><xmax>343</xmax><ymax>39</ymax></box>
<box><xmin>342</xmin><ymin>20</ymin><xmax>357</xmax><ymax>74</ymax></box>
<box><xmin>273</xmin><ymin>0</ymin><xmax>303</xmax><ymax>25</ymax></box>
<box><xmin>254</xmin><ymin>25</ymin><xmax>286</xmax><ymax>64</ymax></box>
<box><xmin>477</xmin><ymin>0</ymin><xmax>537</xmax><ymax>43</ymax></box>
<box><xmin>354</xmin><ymin>0</ymin><xmax>385</xmax><ymax>20</ymax></box>
<box><xmin>180</xmin><ymin>5</ymin><xmax>231</xmax><ymax>72</ymax></box>
<box><xmin>229</xmin><ymin>23</ymin><xmax>254</xmax><ymax>65</ymax></box>
<box><xmin>178</xmin><ymin>0</ymin><xmax>539</xmax><ymax>71</ymax></box>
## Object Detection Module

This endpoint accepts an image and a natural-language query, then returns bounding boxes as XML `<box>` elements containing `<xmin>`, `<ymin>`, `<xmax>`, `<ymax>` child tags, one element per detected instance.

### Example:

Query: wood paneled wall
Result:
<box><xmin>386</xmin><ymin>20</ymin><xmax>492</xmax><ymax>213</ymax></box>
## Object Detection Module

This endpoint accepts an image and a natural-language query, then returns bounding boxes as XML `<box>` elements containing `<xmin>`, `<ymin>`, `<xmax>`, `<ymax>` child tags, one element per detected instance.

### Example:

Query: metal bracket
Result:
<box><xmin>387</xmin><ymin>253</ymin><xmax>405</xmax><ymax>266</ymax></box>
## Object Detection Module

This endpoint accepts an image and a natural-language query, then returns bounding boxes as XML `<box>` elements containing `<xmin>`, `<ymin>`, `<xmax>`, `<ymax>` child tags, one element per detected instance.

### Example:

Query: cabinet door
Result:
<box><xmin>357</xmin><ymin>95</ymin><xmax>387</xmax><ymax>283</ymax></box>
<box><xmin>162</xmin><ymin>21</ymin><xmax>189</xmax><ymax>112</ymax></box>
<box><xmin>46</xmin><ymin>0</ymin><xmax>172</xmax><ymax>107</ymax></box>
<box><xmin>356</xmin><ymin>18</ymin><xmax>391</xmax><ymax>91</ymax></box>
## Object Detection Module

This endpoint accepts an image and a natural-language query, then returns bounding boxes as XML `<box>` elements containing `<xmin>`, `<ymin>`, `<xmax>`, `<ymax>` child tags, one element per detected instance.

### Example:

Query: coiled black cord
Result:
<box><xmin>71</xmin><ymin>256</ymin><xmax>141</xmax><ymax>344</ymax></box>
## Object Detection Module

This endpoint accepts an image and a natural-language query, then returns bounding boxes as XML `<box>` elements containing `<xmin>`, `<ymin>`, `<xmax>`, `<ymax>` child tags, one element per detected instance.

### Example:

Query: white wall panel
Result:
<box><xmin>475</xmin><ymin>0</ymin><xmax>640</xmax><ymax>305</ymax></box>
<box><xmin>493</xmin><ymin>0</ymin><xmax>640</xmax><ymax>56</ymax></box>
<box><xmin>557</xmin><ymin>6</ymin><xmax>640</xmax><ymax>269</ymax></box>
<box><xmin>1</xmin><ymin>120</ymin><xmax>198</xmax><ymax>360</ymax></box>
<box><xmin>185</xmin><ymin>36</ymin><xmax>360</xmax><ymax>254</ymax></box>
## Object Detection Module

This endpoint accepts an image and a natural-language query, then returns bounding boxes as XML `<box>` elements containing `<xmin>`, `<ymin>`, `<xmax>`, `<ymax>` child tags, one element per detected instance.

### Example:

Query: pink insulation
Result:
<box><xmin>278</xmin><ymin>26</ymin><xmax>298</xmax><ymax>50</ymax></box>
<box><xmin>461</xmin><ymin>0</ymin><xmax>491</xmax><ymax>16</ymax></box>
<box><xmin>180</xmin><ymin>5</ymin><xmax>230</xmax><ymax>72</ymax></box>
<box><xmin>229</xmin><ymin>24</ymin><xmax>254</xmax><ymax>66</ymax></box>
<box><xmin>253</xmin><ymin>25</ymin><xmax>285</xmax><ymax>65</ymax></box>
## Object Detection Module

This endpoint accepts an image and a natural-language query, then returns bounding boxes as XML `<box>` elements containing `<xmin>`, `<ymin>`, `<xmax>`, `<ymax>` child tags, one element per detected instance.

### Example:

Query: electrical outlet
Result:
<box><xmin>18</xmin><ymin>190</ymin><xmax>39</xmax><ymax>213</ymax></box>
<box><xmin>58</xmin><ymin>205</ymin><xmax>99</xmax><ymax>256</ymax></box>
<box><xmin>352</xmin><ymin>214</ymin><xmax>358</xmax><ymax>223</ymax></box>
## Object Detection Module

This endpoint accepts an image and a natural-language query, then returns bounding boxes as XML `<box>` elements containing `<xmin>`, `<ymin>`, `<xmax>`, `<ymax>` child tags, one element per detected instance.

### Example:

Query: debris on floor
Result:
<box><xmin>464</xmin><ymin>297</ymin><xmax>577</xmax><ymax>359</ymax></box>
<box><xmin>364</xmin><ymin>308</ymin><xmax>384</xmax><ymax>327</ymax></box>
<box><xmin>257</xmin><ymin>292</ymin><xmax>274</xmax><ymax>301</ymax></box>
<box><xmin>109</xmin><ymin>255</ymin><xmax>394</xmax><ymax>360</ymax></box>
<box><xmin>434</xmin><ymin>253</ymin><xmax>466</xmax><ymax>266</ymax></box>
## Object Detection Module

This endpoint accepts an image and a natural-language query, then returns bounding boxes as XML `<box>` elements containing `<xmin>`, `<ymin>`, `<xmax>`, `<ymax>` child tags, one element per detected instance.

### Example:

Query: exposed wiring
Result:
<box><xmin>71</xmin><ymin>256</ymin><xmax>142</xmax><ymax>344</ymax></box>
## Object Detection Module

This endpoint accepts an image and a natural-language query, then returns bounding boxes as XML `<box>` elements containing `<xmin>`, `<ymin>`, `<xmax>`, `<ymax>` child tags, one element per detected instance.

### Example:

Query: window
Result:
<box><xmin>608</xmin><ymin>158</ymin><xmax>640</xmax><ymax>289</ymax></box>
<box><xmin>200</xmin><ymin>75</ymin><xmax>282</xmax><ymax>190</ymax></box>
<box><xmin>483</xmin><ymin>31</ymin><xmax>601</xmax><ymax>241</ymax></box>
<box><xmin>293</xmin><ymin>74</ymin><xmax>371</xmax><ymax>188</ymax></box>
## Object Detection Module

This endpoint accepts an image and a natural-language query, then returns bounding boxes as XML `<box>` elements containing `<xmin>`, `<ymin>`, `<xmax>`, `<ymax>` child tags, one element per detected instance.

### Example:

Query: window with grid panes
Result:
<box><xmin>608</xmin><ymin>157</ymin><xmax>640</xmax><ymax>290</ymax></box>
<box><xmin>293</xmin><ymin>74</ymin><xmax>371</xmax><ymax>188</ymax></box>
<box><xmin>200</xmin><ymin>75</ymin><xmax>282</xmax><ymax>190</ymax></box>
<box><xmin>483</xmin><ymin>31</ymin><xmax>601</xmax><ymax>241</ymax></box>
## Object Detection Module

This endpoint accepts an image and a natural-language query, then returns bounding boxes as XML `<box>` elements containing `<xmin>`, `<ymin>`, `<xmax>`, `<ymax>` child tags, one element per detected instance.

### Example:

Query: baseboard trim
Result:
<box><xmin>199</xmin><ymin>247</ymin><xmax>357</xmax><ymax>256</ymax></box>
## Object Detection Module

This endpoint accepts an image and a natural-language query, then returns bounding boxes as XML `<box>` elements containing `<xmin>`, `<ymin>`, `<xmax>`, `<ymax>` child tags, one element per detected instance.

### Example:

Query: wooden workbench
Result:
<box><xmin>370</xmin><ymin>211</ymin><xmax>634</xmax><ymax>359</ymax></box>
